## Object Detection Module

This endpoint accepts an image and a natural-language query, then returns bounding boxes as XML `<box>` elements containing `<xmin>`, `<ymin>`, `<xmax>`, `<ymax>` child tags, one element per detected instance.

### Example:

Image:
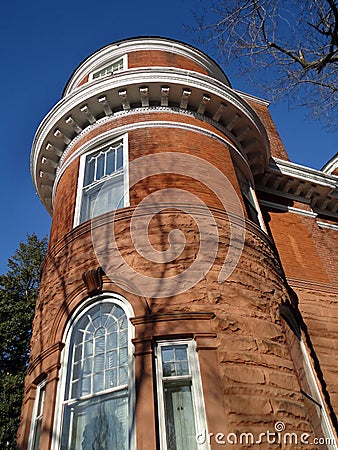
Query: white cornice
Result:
<box><xmin>271</xmin><ymin>158</ymin><xmax>338</xmax><ymax>189</ymax></box>
<box><xmin>31</xmin><ymin>67</ymin><xmax>270</xmax><ymax>213</ymax></box>
<box><xmin>259</xmin><ymin>199</ymin><xmax>318</xmax><ymax>218</ymax></box>
<box><xmin>234</xmin><ymin>89</ymin><xmax>270</xmax><ymax>107</ymax></box>
<box><xmin>317</xmin><ymin>220</ymin><xmax>338</xmax><ymax>230</ymax></box>
<box><xmin>256</xmin><ymin>157</ymin><xmax>338</xmax><ymax>218</ymax></box>
<box><xmin>321</xmin><ymin>153</ymin><xmax>338</xmax><ymax>175</ymax></box>
<box><xmin>63</xmin><ymin>37</ymin><xmax>230</xmax><ymax>95</ymax></box>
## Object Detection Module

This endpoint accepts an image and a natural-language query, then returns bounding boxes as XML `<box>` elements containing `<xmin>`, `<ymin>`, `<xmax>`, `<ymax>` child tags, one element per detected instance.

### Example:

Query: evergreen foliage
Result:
<box><xmin>0</xmin><ymin>234</ymin><xmax>47</xmax><ymax>449</ymax></box>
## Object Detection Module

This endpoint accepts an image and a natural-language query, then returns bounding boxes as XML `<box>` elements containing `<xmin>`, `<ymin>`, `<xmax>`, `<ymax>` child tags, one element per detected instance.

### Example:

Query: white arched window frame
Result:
<box><xmin>52</xmin><ymin>294</ymin><xmax>135</xmax><ymax>450</ymax></box>
<box><xmin>74</xmin><ymin>133</ymin><xmax>129</xmax><ymax>227</ymax></box>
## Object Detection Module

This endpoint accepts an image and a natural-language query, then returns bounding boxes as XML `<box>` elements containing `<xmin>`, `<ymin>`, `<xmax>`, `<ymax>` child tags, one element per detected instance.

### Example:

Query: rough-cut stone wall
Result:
<box><xmin>261</xmin><ymin>199</ymin><xmax>338</xmax><ymax>444</ymax></box>
<box><xmin>290</xmin><ymin>284</ymin><xmax>338</xmax><ymax>426</ymax></box>
<box><xmin>20</xmin><ymin>205</ymin><xmax>318</xmax><ymax>449</ymax></box>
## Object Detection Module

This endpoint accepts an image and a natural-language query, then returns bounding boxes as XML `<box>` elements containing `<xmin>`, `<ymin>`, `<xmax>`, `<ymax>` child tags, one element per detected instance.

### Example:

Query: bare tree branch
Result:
<box><xmin>189</xmin><ymin>0</ymin><xmax>338</xmax><ymax>129</ymax></box>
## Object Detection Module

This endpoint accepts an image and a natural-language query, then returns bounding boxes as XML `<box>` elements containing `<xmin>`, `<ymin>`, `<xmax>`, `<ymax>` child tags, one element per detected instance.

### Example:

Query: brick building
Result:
<box><xmin>18</xmin><ymin>37</ymin><xmax>338</xmax><ymax>449</ymax></box>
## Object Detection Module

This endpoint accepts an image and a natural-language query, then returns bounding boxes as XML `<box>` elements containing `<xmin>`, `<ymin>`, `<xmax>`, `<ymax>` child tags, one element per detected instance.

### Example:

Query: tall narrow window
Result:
<box><xmin>281</xmin><ymin>307</ymin><xmax>337</xmax><ymax>449</ymax></box>
<box><xmin>234</xmin><ymin>164</ymin><xmax>266</xmax><ymax>231</ymax></box>
<box><xmin>28</xmin><ymin>378</ymin><xmax>47</xmax><ymax>450</ymax></box>
<box><xmin>241</xmin><ymin>180</ymin><xmax>260</xmax><ymax>224</ymax></box>
<box><xmin>59</xmin><ymin>300</ymin><xmax>133</xmax><ymax>450</ymax></box>
<box><xmin>155</xmin><ymin>340</ymin><xmax>209</xmax><ymax>450</ymax></box>
<box><xmin>75</xmin><ymin>134</ymin><xmax>129</xmax><ymax>225</ymax></box>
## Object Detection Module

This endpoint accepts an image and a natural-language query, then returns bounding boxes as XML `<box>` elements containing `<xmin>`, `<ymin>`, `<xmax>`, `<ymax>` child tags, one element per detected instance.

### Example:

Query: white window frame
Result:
<box><xmin>299</xmin><ymin>338</ymin><xmax>337</xmax><ymax>449</ymax></box>
<box><xmin>155</xmin><ymin>339</ymin><xmax>210</xmax><ymax>450</ymax></box>
<box><xmin>74</xmin><ymin>133</ymin><xmax>129</xmax><ymax>227</ymax></box>
<box><xmin>281</xmin><ymin>308</ymin><xmax>337</xmax><ymax>449</ymax></box>
<box><xmin>89</xmin><ymin>54</ymin><xmax>128</xmax><ymax>81</ymax></box>
<box><xmin>51</xmin><ymin>294</ymin><xmax>135</xmax><ymax>450</ymax></box>
<box><xmin>235</xmin><ymin>165</ymin><xmax>267</xmax><ymax>232</ymax></box>
<box><xmin>28</xmin><ymin>377</ymin><xmax>47</xmax><ymax>450</ymax></box>
<box><xmin>245</xmin><ymin>181</ymin><xmax>268</xmax><ymax>232</ymax></box>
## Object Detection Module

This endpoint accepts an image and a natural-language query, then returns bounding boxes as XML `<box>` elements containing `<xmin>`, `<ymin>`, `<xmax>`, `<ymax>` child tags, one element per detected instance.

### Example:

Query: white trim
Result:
<box><xmin>155</xmin><ymin>339</ymin><xmax>210</xmax><ymax>450</ymax></box>
<box><xmin>248</xmin><ymin>184</ymin><xmax>268</xmax><ymax>233</ymax></box>
<box><xmin>299</xmin><ymin>339</ymin><xmax>337</xmax><ymax>450</ymax></box>
<box><xmin>31</xmin><ymin>67</ymin><xmax>269</xmax><ymax>193</ymax></box>
<box><xmin>317</xmin><ymin>221</ymin><xmax>338</xmax><ymax>231</ymax></box>
<box><xmin>51</xmin><ymin>293</ymin><xmax>135</xmax><ymax>450</ymax></box>
<box><xmin>321</xmin><ymin>154</ymin><xmax>338</xmax><ymax>175</ymax></box>
<box><xmin>272</xmin><ymin>158</ymin><xmax>337</xmax><ymax>190</ymax></box>
<box><xmin>259</xmin><ymin>199</ymin><xmax>318</xmax><ymax>218</ymax></box>
<box><xmin>28</xmin><ymin>377</ymin><xmax>47</xmax><ymax>450</ymax></box>
<box><xmin>73</xmin><ymin>133</ymin><xmax>129</xmax><ymax>227</ymax></box>
<box><xmin>234</xmin><ymin>89</ymin><xmax>270</xmax><ymax>106</ymax></box>
<box><xmin>63</xmin><ymin>37</ymin><xmax>230</xmax><ymax>95</ymax></box>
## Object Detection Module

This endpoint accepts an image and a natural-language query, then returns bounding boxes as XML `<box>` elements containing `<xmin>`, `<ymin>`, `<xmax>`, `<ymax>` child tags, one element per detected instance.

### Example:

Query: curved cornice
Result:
<box><xmin>321</xmin><ymin>152</ymin><xmax>338</xmax><ymax>175</ymax></box>
<box><xmin>63</xmin><ymin>37</ymin><xmax>231</xmax><ymax>95</ymax></box>
<box><xmin>256</xmin><ymin>157</ymin><xmax>338</xmax><ymax>217</ymax></box>
<box><xmin>31</xmin><ymin>67</ymin><xmax>270</xmax><ymax>214</ymax></box>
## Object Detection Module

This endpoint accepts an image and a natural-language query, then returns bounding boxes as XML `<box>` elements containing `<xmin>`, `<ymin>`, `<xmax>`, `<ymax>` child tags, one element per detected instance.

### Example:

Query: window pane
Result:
<box><xmin>119</xmin><ymin>366</ymin><xmax>128</xmax><ymax>385</ymax></box>
<box><xmin>83</xmin><ymin>357</ymin><xmax>92</xmax><ymax>376</ymax></box>
<box><xmin>161</xmin><ymin>345</ymin><xmax>189</xmax><ymax>377</ymax></box>
<box><xmin>73</xmin><ymin>362</ymin><xmax>81</xmax><ymax>380</ymax></box>
<box><xmin>112</xmin><ymin>59</ymin><xmax>123</xmax><ymax>72</ymax></box>
<box><xmin>84</xmin><ymin>158</ymin><xmax>95</xmax><ymax>186</ymax></box>
<box><xmin>62</xmin><ymin>391</ymin><xmax>128</xmax><ymax>450</ymax></box>
<box><xmin>106</xmin><ymin>148</ymin><xmax>116</xmax><ymax>175</ymax></box>
<box><xmin>96</xmin><ymin>153</ymin><xmax>105</xmax><ymax>180</ymax></box>
<box><xmin>107</xmin><ymin>368</ymin><xmax>118</xmax><ymax>389</ymax></box>
<box><xmin>93</xmin><ymin>372</ymin><xmax>104</xmax><ymax>393</ymax></box>
<box><xmin>116</xmin><ymin>146</ymin><xmax>123</xmax><ymax>170</ymax></box>
<box><xmin>164</xmin><ymin>383</ymin><xmax>197</xmax><ymax>450</ymax></box>
<box><xmin>162</xmin><ymin>347</ymin><xmax>175</xmax><ymax>363</ymax></box>
<box><xmin>109</xmin><ymin>177</ymin><xmax>124</xmax><ymax>210</ymax></box>
<box><xmin>107</xmin><ymin>332</ymin><xmax>117</xmax><ymax>349</ymax></box>
<box><xmin>74</xmin><ymin>344</ymin><xmax>82</xmax><ymax>362</ymax></box>
<box><xmin>32</xmin><ymin>418</ymin><xmax>42</xmax><ymax>450</ymax></box>
<box><xmin>106</xmin><ymin>350</ymin><xmax>118</xmax><ymax>369</ymax></box>
<box><xmin>84</xmin><ymin>339</ymin><xmax>93</xmax><ymax>358</ymax></box>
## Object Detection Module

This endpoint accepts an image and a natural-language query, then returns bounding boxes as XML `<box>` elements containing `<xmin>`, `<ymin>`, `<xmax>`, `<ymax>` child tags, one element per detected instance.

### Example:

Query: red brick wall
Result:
<box><xmin>263</xmin><ymin>207</ymin><xmax>337</xmax><ymax>285</ymax></box>
<box><xmin>51</xmin><ymin>112</ymin><xmax>243</xmax><ymax>246</ymax></box>
<box><xmin>76</xmin><ymin>50</ymin><xmax>209</xmax><ymax>87</ymax></box>
<box><xmin>128</xmin><ymin>50</ymin><xmax>209</xmax><ymax>75</ymax></box>
<box><xmin>247</xmin><ymin>99</ymin><xmax>290</xmax><ymax>161</ymax></box>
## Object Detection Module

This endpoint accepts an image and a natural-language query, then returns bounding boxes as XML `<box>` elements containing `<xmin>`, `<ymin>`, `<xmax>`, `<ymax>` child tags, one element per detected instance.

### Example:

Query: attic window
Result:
<box><xmin>89</xmin><ymin>55</ymin><xmax>127</xmax><ymax>80</ymax></box>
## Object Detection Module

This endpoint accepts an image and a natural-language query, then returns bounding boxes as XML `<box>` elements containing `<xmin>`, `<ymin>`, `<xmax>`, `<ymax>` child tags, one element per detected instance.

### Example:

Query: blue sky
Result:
<box><xmin>0</xmin><ymin>0</ymin><xmax>337</xmax><ymax>274</ymax></box>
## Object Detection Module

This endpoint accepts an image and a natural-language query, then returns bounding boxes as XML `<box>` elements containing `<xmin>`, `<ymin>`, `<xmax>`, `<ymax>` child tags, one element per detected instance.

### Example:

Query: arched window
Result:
<box><xmin>56</xmin><ymin>296</ymin><xmax>134</xmax><ymax>450</ymax></box>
